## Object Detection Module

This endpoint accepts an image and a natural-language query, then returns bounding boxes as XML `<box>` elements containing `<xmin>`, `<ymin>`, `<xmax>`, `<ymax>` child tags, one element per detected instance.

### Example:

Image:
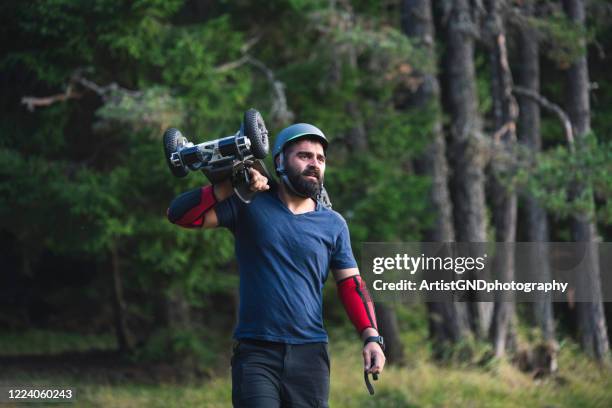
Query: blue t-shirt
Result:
<box><xmin>215</xmin><ymin>185</ymin><xmax>357</xmax><ymax>344</ymax></box>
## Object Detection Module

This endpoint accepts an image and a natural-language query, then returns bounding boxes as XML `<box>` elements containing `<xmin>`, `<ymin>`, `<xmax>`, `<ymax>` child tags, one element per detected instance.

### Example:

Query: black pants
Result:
<box><xmin>231</xmin><ymin>339</ymin><xmax>330</xmax><ymax>407</ymax></box>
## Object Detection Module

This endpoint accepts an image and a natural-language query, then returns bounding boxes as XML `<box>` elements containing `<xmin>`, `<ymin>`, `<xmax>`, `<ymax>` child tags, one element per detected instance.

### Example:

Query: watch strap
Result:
<box><xmin>364</xmin><ymin>335</ymin><xmax>385</xmax><ymax>351</ymax></box>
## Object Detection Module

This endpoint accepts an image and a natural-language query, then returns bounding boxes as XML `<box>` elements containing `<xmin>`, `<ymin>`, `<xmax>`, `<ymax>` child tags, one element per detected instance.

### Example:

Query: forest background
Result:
<box><xmin>1</xmin><ymin>0</ymin><xmax>612</xmax><ymax>407</ymax></box>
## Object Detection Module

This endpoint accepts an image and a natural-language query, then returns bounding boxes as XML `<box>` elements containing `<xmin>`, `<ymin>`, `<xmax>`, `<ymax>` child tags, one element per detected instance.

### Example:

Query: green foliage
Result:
<box><xmin>0</xmin><ymin>4</ymin><xmax>250</xmax><ymax>367</ymax></box>
<box><xmin>475</xmin><ymin>54</ymin><xmax>493</xmax><ymax>116</ymax></box>
<box><xmin>134</xmin><ymin>327</ymin><xmax>218</xmax><ymax>369</ymax></box>
<box><xmin>286</xmin><ymin>0</ymin><xmax>327</xmax><ymax>12</ymax></box>
<box><xmin>268</xmin><ymin>5</ymin><xmax>435</xmax><ymax>244</ymax></box>
<box><xmin>515</xmin><ymin>133</ymin><xmax>612</xmax><ymax>223</ymax></box>
<box><xmin>527</xmin><ymin>12</ymin><xmax>592</xmax><ymax>67</ymax></box>
<box><xmin>96</xmin><ymin>87</ymin><xmax>185</xmax><ymax>130</ymax></box>
<box><xmin>0</xmin><ymin>1</ymin><xmax>443</xmax><ymax>363</ymax></box>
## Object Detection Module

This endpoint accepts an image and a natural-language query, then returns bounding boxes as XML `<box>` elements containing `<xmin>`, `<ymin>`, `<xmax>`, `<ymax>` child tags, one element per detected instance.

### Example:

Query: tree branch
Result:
<box><xmin>23</xmin><ymin>38</ymin><xmax>293</xmax><ymax>127</ymax></box>
<box><xmin>213</xmin><ymin>55</ymin><xmax>250</xmax><ymax>73</ymax></box>
<box><xmin>245</xmin><ymin>56</ymin><xmax>294</xmax><ymax>125</ymax></box>
<box><xmin>21</xmin><ymin>71</ymin><xmax>142</xmax><ymax>111</ymax></box>
<box><xmin>21</xmin><ymin>85</ymin><xmax>81</xmax><ymax>111</ymax></box>
<box><xmin>213</xmin><ymin>46</ymin><xmax>294</xmax><ymax>125</ymax></box>
<box><xmin>512</xmin><ymin>86</ymin><xmax>575</xmax><ymax>152</ymax></box>
<box><xmin>492</xmin><ymin>121</ymin><xmax>516</xmax><ymax>143</ymax></box>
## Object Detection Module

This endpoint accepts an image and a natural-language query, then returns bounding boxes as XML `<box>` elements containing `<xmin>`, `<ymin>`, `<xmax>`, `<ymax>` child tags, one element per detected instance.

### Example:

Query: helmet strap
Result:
<box><xmin>276</xmin><ymin>151</ymin><xmax>312</xmax><ymax>199</ymax></box>
<box><xmin>275</xmin><ymin>151</ymin><xmax>286</xmax><ymax>175</ymax></box>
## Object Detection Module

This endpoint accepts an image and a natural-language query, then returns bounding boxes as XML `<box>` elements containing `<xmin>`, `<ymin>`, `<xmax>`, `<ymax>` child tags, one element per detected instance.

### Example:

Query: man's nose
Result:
<box><xmin>306</xmin><ymin>157</ymin><xmax>319</xmax><ymax>168</ymax></box>
<box><xmin>307</xmin><ymin>160</ymin><xmax>321</xmax><ymax>171</ymax></box>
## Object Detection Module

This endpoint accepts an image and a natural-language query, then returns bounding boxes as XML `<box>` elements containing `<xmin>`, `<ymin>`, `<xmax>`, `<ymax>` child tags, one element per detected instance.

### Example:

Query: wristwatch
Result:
<box><xmin>364</xmin><ymin>335</ymin><xmax>385</xmax><ymax>351</ymax></box>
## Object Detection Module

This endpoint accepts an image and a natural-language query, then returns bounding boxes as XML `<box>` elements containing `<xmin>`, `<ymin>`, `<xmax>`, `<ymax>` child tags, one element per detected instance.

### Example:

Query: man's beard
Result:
<box><xmin>285</xmin><ymin>164</ymin><xmax>323</xmax><ymax>199</ymax></box>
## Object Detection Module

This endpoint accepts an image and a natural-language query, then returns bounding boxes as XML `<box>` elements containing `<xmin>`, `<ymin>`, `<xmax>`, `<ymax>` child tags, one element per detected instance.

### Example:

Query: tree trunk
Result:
<box><xmin>110</xmin><ymin>243</ymin><xmax>134</xmax><ymax>353</ymax></box>
<box><xmin>516</xmin><ymin>0</ymin><xmax>555</xmax><ymax>343</ymax></box>
<box><xmin>401</xmin><ymin>0</ymin><xmax>470</xmax><ymax>353</ymax></box>
<box><xmin>19</xmin><ymin>243</ymin><xmax>33</xmax><ymax>326</ymax></box>
<box><xmin>163</xmin><ymin>289</ymin><xmax>192</xmax><ymax>331</ymax></box>
<box><xmin>442</xmin><ymin>0</ymin><xmax>492</xmax><ymax>338</ymax></box>
<box><xmin>486</xmin><ymin>0</ymin><xmax>518</xmax><ymax>357</ymax></box>
<box><xmin>563</xmin><ymin>0</ymin><xmax>609</xmax><ymax>361</ymax></box>
<box><xmin>163</xmin><ymin>288</ymin><xmax>195</xmax><ymax>379</ymax></box>
<box><xmin>376</xmin><ymin>303</ymin><xmax>405</xmax><ymax>364</ymax></box>
<box><xmin>153</xmin><ymin>287</ymin><xmax>192</xmax><ymax>330</ymax></box>
<box><xmin>328</xmin><ymin>1</ymin><xmax>368</xmax><ymax>153</ymax></box>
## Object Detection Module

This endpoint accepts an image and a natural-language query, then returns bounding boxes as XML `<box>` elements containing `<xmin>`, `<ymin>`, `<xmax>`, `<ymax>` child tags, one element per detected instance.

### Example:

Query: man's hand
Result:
<box><xmin>363</xmin><ymin>341</ymin><xmax>386</xmax><ymax>375</ymax></box>
<box><xmin>249</xmin><ymin>168</ymin><xmax>270</xmax><ymax>192</ymax></box>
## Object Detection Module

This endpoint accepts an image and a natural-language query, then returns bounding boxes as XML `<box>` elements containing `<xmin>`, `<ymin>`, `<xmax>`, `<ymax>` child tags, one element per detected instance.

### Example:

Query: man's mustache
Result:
<box><xmin>301</xmin><ymin>168</ymin><xmax>321</xmax><ymax>180</ymax></box>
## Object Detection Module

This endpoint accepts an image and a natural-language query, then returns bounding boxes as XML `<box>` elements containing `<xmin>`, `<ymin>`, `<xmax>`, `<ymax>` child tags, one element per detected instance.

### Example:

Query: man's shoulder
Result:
<box><xmin>319</xmin><ymin>206</ymin><xmax>349</xmax><ymax>228</ymax></box>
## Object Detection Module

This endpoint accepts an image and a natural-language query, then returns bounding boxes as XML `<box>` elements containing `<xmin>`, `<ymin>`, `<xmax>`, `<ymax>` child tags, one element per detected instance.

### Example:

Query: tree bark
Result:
<box><xmin>110</xmin><ymin>243</ymin><xmax>134</xmax><ymax>353</ymax></box>
<box><xmin>563</xmin><ymin>0</ymin><xmax>610</xmax><ymax>362</ymax></box>
<box><xmin>442</xmin><ymin>0</ymin><xmax>492</xmax><ymax>338</ymax></box>
<box><xmin>401</xmin><ymin>0</ymin><xmax>470</xmax><ymax>353</ymax></box>
<box><xmin>516</xmin><ymin>0</ymin><xmax>555</xmax><ymax>343</ymax></box>
<box><xmin>486</xmin><ymin>0</ymin><xmax>518</xmax><ymax>357</ymax></box>
<box><xmin>328</xmin><ymin>1</ymin><xmax>368</xmax><ymax>152</ymax></box>
<box><xmin>376</xmin><ymin>303</ymin><xmax>405</xmax><ymax>364</ymax></box>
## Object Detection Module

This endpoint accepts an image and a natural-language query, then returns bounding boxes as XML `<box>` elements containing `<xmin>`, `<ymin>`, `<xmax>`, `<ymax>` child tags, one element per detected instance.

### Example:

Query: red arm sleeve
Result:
<box><xmin>167</xmin><ymin>185</ymin><xmax>217</xmax><ymax>228</ymax></box>
<box><xmin>337</xmin><ymin>275</ymin><xmax>378</xmax><ymax>334</ymax></box>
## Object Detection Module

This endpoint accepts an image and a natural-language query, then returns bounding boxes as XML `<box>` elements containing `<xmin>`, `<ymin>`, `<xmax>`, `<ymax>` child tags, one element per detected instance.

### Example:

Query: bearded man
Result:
<box><xmin>167</xmin><ymin>123</ymin><xmax>385</xmax><ymax>407</ymax></box>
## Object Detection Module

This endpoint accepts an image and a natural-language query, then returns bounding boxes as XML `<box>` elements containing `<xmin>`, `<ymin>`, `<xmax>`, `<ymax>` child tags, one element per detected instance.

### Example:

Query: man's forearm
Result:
<box><xmin>337</xmin><ymin>274</ymin><xmax>379</xmax><ymax>335</ymax></box>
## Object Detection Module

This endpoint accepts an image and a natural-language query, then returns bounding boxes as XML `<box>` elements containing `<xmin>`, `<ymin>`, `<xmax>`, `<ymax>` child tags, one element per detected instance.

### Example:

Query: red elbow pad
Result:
<box><xmin>337</xmin><ymin>275</ymin><xmax>378</xmax><ymax>334</ymax></box>
<box><xmin>167</xmin><ymin>185</ymin><xmax>217</xmax><ymax>228</ymax></box>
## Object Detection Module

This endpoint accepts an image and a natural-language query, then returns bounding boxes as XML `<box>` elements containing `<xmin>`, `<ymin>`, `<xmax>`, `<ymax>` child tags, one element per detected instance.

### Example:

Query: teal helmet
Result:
<box><xmin>272</xmin><ymin>123</ymin><xmax>328</xmax><ymax>159</ymax></box>
<box><xmin>273</xmin><ymin>123</ymin><xmax>328</xmax><ymax>198</ymax></box>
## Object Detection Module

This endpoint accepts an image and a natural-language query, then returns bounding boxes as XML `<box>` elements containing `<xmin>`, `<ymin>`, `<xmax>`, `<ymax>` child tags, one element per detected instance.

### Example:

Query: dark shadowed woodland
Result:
<box><xmin>1</xmin><ymin>0</ymin><xmax>611</xmax><ymax>406</ymax></box>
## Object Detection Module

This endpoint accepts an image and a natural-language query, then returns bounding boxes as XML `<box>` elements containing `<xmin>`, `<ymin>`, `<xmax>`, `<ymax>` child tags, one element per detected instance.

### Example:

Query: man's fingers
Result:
<box><xmin>248</xmin><ymin>168</ymin><xmax>264</xmax><ymax>180</ymax></box>
<box><xmin>250</xmin><ymin>184</ymin><xmax>269</xmax><ymax>192</ymax></box>
<box><xmin>368</xmin><ymin>351</ymin><xmax>385</xmax><ymax>374</ymax></box>
<box><xmin>248</xmin><ymin>168</ymin><xmax>268</xmax><ymax>192</ymax></box>
<box><xmin>362</xmin><ymin>349</ymin><xmax>372</xmax><ymax>371</ymax></box>
<box><xmin>363</xmin><ymin>343</ymin><xmax>386</xmax><ymax>374</ymax></box>
<box><xmin>251</xmin><ymin>180</ymin><xmax>268</xmax><ymax>189</ymax></box>
<box><xmin>249</xmin><ymin>182</ymin><xmax>267</xmax><ymax>192</ymax></box>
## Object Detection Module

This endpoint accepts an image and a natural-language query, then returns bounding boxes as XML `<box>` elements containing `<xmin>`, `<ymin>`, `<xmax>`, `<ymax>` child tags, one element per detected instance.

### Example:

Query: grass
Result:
<box><xmin>0</xmin><ymin>329</ymin><xmax>610</xmax><ymax>407</ymax></box>
<box><xmin>326</xmin><ymin>333</ymin><xmax>611</xmax><ymax>408</ymax></box>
